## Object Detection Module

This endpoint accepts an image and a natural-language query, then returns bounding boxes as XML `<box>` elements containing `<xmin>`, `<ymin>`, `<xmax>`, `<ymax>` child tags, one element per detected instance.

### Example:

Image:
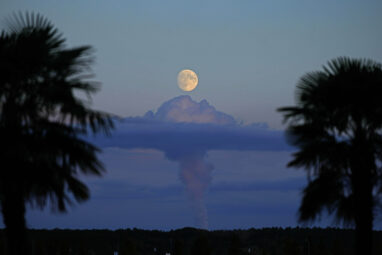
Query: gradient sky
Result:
<box><xmin>1</xmin><ymin>0</ymin><xmax>382</xmax><ymax>230</ymax></box>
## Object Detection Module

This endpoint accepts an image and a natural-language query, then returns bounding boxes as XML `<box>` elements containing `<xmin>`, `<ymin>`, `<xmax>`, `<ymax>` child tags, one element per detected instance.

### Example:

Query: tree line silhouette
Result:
<box><xmin>0</xmin><ymin>227</ymin><xmax>378</xmax><ymax>255</ymax></box>
<box><xmin>1</xmin><ymin>12</ymin><xmax>382</xmax><ymax>255</ymax></box>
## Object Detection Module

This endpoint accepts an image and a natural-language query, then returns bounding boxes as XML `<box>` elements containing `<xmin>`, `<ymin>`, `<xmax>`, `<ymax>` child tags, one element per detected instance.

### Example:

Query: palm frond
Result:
<box><xmin>0</xmin><ymin>12</ymin><xmax>114</xmax><ymax>213</ymax></box>
<box><xmin>298</xmin><ymin>170</ymin><xmax>348</xmax><ymax>223</ymax></box>
<box><xmin>5</xmin><ymin>11</ymin><xmax>53</xmax><ymax>34</ymax></box>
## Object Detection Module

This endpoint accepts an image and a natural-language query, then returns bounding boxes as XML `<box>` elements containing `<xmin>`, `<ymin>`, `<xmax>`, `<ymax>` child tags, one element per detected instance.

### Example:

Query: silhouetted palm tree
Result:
<box><xmin>0</xmin><ymin>12</ymin><xmax>113</xmax><ymax>254</ymax></box>
<box><xmin>278</xmin><ymin>57</ymin><xmax>382</xmax><ymax>255</ymax></box>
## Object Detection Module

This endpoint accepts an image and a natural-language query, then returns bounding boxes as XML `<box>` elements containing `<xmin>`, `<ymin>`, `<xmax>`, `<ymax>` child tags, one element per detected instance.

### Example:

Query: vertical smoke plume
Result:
<box><xmin>164</xmin><ymin>148</ymin><xmax>213</xmax><ymax>229</ymax></box>
<box><xmin>147</xmin><ymin>95</ymin><xmax>234</xmax><ymax>229</ymax></box>
<box><xmin>178</xmin><ymin>153</ymin><xmax>213</xmax><ymax>229</ymax></box>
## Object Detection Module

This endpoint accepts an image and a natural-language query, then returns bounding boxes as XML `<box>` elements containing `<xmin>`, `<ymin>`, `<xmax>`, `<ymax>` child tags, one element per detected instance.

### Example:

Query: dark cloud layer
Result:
<box><xmin>87</xmin><ymin>177</ymin><xmax>306</xmax><ymax>200</ymax></box>
<box><xmin>94</xmin><ymin>96</ymin><xmax>290</xmax><ymax>157</ymax></box>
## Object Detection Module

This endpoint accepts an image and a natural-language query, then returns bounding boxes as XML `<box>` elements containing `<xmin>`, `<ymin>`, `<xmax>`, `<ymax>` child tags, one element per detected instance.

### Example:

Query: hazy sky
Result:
<box><xmin>2</xmin><ymin>0</ymin><xmax>381</xmax><ymax>128</ymax></box>
<box><xmin>1</xmin><ymin>0</ymin><xmax>382</xmax><ymax>230</ymax></box>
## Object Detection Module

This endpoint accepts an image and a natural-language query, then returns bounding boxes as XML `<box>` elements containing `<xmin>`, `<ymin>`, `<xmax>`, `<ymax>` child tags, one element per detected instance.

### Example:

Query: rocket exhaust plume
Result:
<box><xmin>95</xmin><ymin>95</ymin><xmax>290</xmax><ymax>228</ymax></box>
<box><xmin>178</xmin><ymin>153</ymin><xmax>213</xmax><ymax>229</ymax></box>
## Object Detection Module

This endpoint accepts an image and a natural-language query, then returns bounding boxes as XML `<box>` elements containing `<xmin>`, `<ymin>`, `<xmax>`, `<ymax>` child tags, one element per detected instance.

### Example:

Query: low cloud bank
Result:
<box><xmin>97</xmin><ymin>96</ymin><xmax>289</xmax><ymax>156</ymax></box>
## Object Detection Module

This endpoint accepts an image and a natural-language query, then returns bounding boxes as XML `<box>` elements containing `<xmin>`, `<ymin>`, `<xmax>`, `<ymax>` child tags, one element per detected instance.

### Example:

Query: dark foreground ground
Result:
<box><xmin>1</xmin><ymin>227</ymin><xmax>382</xmax><ymax>255</ymax></box>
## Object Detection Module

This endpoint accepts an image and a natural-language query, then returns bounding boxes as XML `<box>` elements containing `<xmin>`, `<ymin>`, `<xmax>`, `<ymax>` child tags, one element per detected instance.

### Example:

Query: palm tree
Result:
<box><xmin>278</xmin><ymin>57</ymin><xmax>382</xmax><ymax>255</ymax></box>
<box><xmin>0</xmin><ymin>12</ymin><xmax>113</xmax><ymax>254</ymax></box>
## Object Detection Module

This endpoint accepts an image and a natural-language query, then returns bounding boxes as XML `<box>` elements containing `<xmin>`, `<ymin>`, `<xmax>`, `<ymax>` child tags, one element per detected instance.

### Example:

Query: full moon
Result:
<box><xmin>177</xmin><ymin>69</ymin><xmax>198</xmax><ymax>92</ymax></box>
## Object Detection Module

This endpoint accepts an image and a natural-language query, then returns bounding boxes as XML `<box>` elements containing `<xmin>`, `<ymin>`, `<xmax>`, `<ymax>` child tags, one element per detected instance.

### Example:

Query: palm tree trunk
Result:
<box><xmin>352</xmin><ymin>129</ymin><xmax>374</xmax><ymax>255</ymax></box>
<box><xmin>353</xmin><ymin>173</ymin><xmax>373</xmax><ymax>255</ymax></box>
<box><xmin>1</xmin><ymin>185</ymin><xmax>28</xmax><ymax>255</ymax></box>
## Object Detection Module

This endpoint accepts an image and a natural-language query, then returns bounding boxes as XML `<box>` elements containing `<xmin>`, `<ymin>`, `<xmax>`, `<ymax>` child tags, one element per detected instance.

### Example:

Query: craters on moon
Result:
<box><xmin>177</xmin><ymin>69</ymin><xmax>198</xmax><ymax>92</ymax></box>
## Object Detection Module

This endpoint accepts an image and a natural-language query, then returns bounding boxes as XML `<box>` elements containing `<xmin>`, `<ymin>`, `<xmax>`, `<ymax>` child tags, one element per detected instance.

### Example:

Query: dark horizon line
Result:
<box><xmin>20</xmin><ymin>226</ymin><xmax>382</xmax><ymax>232</ymax></box>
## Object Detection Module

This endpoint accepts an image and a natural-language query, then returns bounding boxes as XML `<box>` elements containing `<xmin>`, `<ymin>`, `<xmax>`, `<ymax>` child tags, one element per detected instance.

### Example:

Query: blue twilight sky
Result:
<box><xmin>1</xmin><ymin>0</ymin><xmax>382</xmax><ymax>230</ymax></box>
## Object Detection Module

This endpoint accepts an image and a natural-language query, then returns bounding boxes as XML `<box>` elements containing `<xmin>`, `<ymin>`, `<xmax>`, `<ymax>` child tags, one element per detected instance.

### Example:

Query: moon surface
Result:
<box><xmin>177</xmin><ymin>69</ymin><xmax>198</xmax><ymax>92</ymax></box>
